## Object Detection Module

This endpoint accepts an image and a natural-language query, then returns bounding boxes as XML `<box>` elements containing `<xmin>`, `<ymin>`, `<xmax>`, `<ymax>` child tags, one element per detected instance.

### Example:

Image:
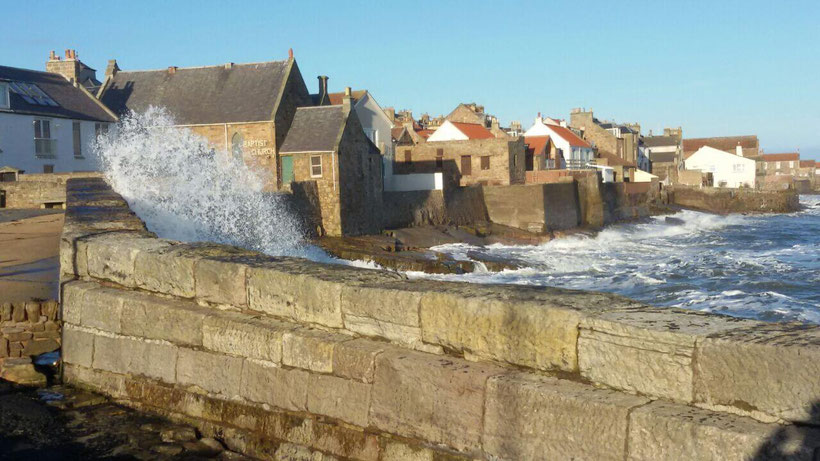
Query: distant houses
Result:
<box><xmin>685</xmin><ymin>145</ymin><xmax>756</xmax><ymax>188</ymax></box>
<box><xmin>0</xmin><ymin>50</ymin><xmax>117</xmax><ymax>174</ymax></box>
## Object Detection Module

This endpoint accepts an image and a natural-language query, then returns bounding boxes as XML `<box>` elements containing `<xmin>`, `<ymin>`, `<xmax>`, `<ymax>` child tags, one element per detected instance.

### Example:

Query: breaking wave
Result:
<box><xmin>412</xmin><ymin>195</ymin><xmax>820</xmax><ymax>324</ymax></box>
<box><xmin>94</xmin><ymin>107</ymin><xmax>313</xmax><ymax>257</ymax></box>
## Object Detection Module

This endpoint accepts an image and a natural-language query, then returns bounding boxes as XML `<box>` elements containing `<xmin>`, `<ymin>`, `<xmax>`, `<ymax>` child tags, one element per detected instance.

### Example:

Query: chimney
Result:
<box><xmin>736</xmin><ymin>144</ymin><xmax>743</xmax><ymax>157</ymax></box>
<box><xmin>46</xmin><ymin>48</ymin><xmax>80</xmax><ymax>83</ymax></box>
<box><xmin>168</xmin><ymin>66</ymin><xmax>177</xmax><ymax>74</ymax></box>
<box><xmin>105</xmin><ymin>59</ymin><xmax>120</xmax><ymax>78</ymax></box>
<box><xmin>288</xmin><ymin>48</ymin><xmax>294</xmax><ymax>59</ymax></box>
<box><xmin>536</xmin><ymin>112</ymin><xmax>543</xmax><ymax>124</ymax></box>
<box><xmin>317</xmin><ymin>75</ymin><xmax>329</xmax><ymax>105</ymax></box>
<box><xmin>342</xmin><ymin>86</ymin><xmax>352</xmax><ymax>112</ymax></box>
<box><xmin>225</xmin><ymin>62</ymin><xmax>234</xmax><ymax>69</ymax></box>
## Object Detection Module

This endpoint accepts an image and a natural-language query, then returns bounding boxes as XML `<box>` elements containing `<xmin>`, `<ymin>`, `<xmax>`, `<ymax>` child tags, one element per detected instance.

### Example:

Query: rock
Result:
<box><xmin>23</xmin><ymin>339</ymin><xmax>60</xmax><ymax>357</ymax></box>
<box><xmin>25</xmin><ymin>302</ymin><xmax>41</xmax><ymax>323</ymax></box>
<box><xmin>11</xmin><ymin>302</ymin><xmax>26</xmax><ymax>322</ymax></box>
<box><xmin>151</xmin><ymin>443</ymin><xmax>184</xmax><ymax>456</ymax></box>
<box><xmin>0</xmin><ymin>338</ymin><xmax>8</xmax><ymax>358</ymax></box>
<box><xmin>5</xmin><ymin>330</ymin><xmax>32</xmax><ymax>342</ymax></box>
<box><xmin>160</xmin><ymin>426</ymin><xmax>197</xmax><ymax>443</ymax></box>
<box><xmin>0</xmin><ymin>357</ymin><xmax>47</xmax><ymax>386</ymax></box>
<box><xmin>1</xmin><ymin>303</ymin><xmax>12</xmax><ymax>321</ymax></box>
<box><xmin>183</xmin><ymin>437</ymin><xmax>224</xmax><ymax>456</ymax></box>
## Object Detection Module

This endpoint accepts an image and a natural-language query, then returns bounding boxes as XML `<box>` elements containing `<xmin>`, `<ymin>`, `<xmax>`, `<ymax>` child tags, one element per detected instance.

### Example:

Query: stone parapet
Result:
<box><xmin>59</xmin><ymin>177</ymin><xmax>820</xmax><ymax>459</ymax></box>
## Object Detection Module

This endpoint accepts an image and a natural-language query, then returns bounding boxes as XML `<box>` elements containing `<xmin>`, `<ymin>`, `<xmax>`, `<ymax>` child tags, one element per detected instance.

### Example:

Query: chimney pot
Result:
<box><xmin>288</xmin><ymin>48</ymin><xmax>294</xmax><ymax>59</ymax></box>
<box><xmin>317</xmin><ymin>75</ymin><xmax>329</xmax><ymax>105</ymax></box>
<box><xmin>168</xmin><ymin>66</ymin><xmax>177</xmax><ymax>74</ymax></box>
<box><xmin>344</xmin><ymin>86</ymin><xmax>352</xmax><ymax>97</ymax></box>
<box><xmin>225</xmin><ymin>62</ymin><xmax>234</xmax><ymax>69</ymax></box>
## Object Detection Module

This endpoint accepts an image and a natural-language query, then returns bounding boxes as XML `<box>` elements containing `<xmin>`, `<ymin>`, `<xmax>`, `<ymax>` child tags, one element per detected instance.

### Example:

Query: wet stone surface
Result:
<box><xmin>0</xmin><ymin>381</ymin><xmax>244</xmax><ymax>460</ymax></box>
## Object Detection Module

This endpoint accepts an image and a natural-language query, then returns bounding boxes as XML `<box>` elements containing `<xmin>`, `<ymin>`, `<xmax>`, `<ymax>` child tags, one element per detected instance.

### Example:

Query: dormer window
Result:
<box><xmin>0</xmin><ymin>82</ymin><xmax>8</xmax><ymax>109</ymax></box>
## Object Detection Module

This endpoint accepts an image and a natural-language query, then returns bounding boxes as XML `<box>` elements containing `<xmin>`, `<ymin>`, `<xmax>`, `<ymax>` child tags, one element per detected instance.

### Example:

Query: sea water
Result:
<box><xmin>410</xmin><ymin>195</ymin><xmax>820</xmax><ymax>324</ymax></box>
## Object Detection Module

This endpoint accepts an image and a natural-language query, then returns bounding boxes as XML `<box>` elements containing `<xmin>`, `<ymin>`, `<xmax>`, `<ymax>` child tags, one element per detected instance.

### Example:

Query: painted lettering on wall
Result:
<box><xmin>243</xmin><ymin>139</ymin><xmax>274</xmax><ymax>156</ymax></box>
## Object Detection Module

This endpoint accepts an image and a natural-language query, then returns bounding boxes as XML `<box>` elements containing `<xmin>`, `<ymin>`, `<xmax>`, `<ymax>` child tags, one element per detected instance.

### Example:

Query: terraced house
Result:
<box><xmin>97</xmin><ymin>50</ymin><xmax>383</xmax><ymax>236</ymax></box>
<box><xmin>0</xmin><ymin>55</ymin><xmax>117</xmax><ymax>174</ymax></box>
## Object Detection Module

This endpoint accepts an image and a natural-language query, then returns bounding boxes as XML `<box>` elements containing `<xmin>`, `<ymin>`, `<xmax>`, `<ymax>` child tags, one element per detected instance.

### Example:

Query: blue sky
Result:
<box><xmin>3</xmin><ymin>0</ymin><xmax>819</xmax><ymax>160</ymax></box>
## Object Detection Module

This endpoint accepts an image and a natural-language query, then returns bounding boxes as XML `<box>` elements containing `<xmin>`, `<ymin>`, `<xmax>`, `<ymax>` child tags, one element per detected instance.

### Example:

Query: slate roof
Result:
<box><xmin>98</xmin><ymin>60</ymin><xmax>290</xmax><ymax>124</ymax></box>
<box><xmin>760</xmin><ymin>153</ymin><xmax>799</xmax><ymax>162</ymax></box>
<box><xmin>597</xmin><ymin>151</ymin><xmax>635</xmax><ymax>167</ymax></box>
<box><xmin>642</xmin><ymin>135</ymin><xmax>679</xmax><ymax>148</ymax></box>
<box><xmin>279</xmin><ymin>105</ymin><xmax>346</xmax><ymax>153</ymax></box>
<box><xmin>648</xmin><ymin>151</ymin><xmax>677</xmax><ymax>163</ymax></box>
<box><xmin>0</xmin><ymin>65</ymin><xmax>116</xmax><ymax>122</ymax></box>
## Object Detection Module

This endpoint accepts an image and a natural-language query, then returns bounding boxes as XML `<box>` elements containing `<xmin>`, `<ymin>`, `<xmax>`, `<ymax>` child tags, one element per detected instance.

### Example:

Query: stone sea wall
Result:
<box><xmin>0</xmin><ymin>172</ymin><xmax>102</xmax><ymax>209</ymax></box>
<box><xmin>670</xmin><ymin>185</ymin><xmax>800</xmax><ymax>214</ymax></box>
<box><xmin>60</xmin><ymin>177</ymin><xmax>820</xmax><ymax>460</ymax></box>
<box><xmin>0</xmin><ymin>300</ymin><xmax>61</xmax><ymax>359</ymax></box>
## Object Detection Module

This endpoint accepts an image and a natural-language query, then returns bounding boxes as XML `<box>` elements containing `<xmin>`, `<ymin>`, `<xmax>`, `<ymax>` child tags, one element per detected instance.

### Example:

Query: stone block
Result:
<box><xmin>86</xmin><ymin>233</ymin><xmax>168</xmax><ymax>287</ymax></box>
<box><xmin>369</xmin><ymin>349</ymin><xmax>504</xmax><ymax>452</ymax></box>
<box><xmin>79</xmin><ymin>284</ymin><xmax>125</xmax><ymax>333</ymax></box>
<box><xmin>694</xmin><ymin>322</ymin><xmax>820</xmax><ymax>423</ymax></box>
<box><xmin>61</xmin><ymin>281</ymin><xmax>95</xmax><ymax>326</ymax></box>
<box><xmin>63</xmin><ymin>363</ymin><xmax>128</xmax><ymax>400</ymax></box>
<box><xmin>41</xmin><ymin>300</ymin><xmax>58</xmax><ymax>321</ymax></box>
<box><xmin>627</xmin><ymin>400</ymin><xmax>820</xmax><ymax>461</ymax></box>
<box><xmin>11</xmin><ymin>302</ymin><xmax>26</xmax><ymax>322</ymax></box>
<box><xmin>195</xmin><ymin>258</ymin><xmax>248</xmax><ymax>307</ymax></box>
<box><xmin>22</xmin><ymin>338</ymin><xmax>59</xmax><ymax>356</ymax></box>
<box><xmin>262</xmin><ymin>409</ymin><xmax>381</xmax><ymax>461</ymax></box>
<box><xmin>202</xmin><ymin>312</ymin><xmax>293</xmax><ymax>363</ymax></box>
<box><xmin>240</xmin><ymin>359</ymin><xmax>308</xmax><ymax>412</ymax></box>
<box><xmin>274</xmin><ymin>443</ymin><xmax>340</xmax><ymax>461</ymax></box>
<box><xmin>176</xmin><ymin>348</ymin><xmax>243</xmax><ymax>397</ymax></box>
<box><xmin>61</xmin><ymin>325</ymin><xmax>95</xmax><ymax>368</ymax></box>
<box><xmin>419</xmin><ymin>284</ymin><xmax>591</xmax><ymax>372</ymax></box>
<box><xmin>4</xmin><ymin>330</ymin><xmax>32</xmax><ymax>342</ymax></box>
<box><xmin>381</xmin><ymin>441</ymin><xmax>434</xmax><ymax>461</ymax></box>
<box><xmin>483</xmin><ymin>372</ymin><xmax>649</xmax><ymax>461</ymax></box>
<box><xmin>24</xmin><ymin>302</ymin><xmax>40</xmax><ymax>323</ymax></box>
<box><xmin>0</xmin><ymin>303</ymin><xmax>11</xmax><ymax>321</ymax></box>
<box><xmin>0</xmin><ymin>338</ymin><xmax>9</xmax><ymax>358</ymax></box>
<box><xmin>343</xmin><ymin>314</ymin><xmax>425</xmax><ymax>349</ymax></box>
<box><xmin>306</xmin><ymin>373</ymin><xmax>371</xmax><ymax>427</ymax></box>
<box><xmin>340</xmin><ymin>283</ymin><xmax>423</xmax><ymax>327</ymax></box>
<box><xmin>120</xmin><ymin>291</ymin><xmax>205</xmax><ymax>346</ymax></box>
<box><xmin>332</xmin><ymin>338</ymin><xmax>385</xmax><ymax>383</ymax></box>
<box><xmin>134</xmin><ymin>244</ymin><xmax>196</xmax><ymax>297</ymax></box>
<box><xmin>578</xmin><ymin>308</ymin><xmax>758</xmax><ymax>402</ymax></box>
<box><xmin>93</xmin><ymin>334</ymin><xmax>178</xmax><ymax>383</ymax></box>
<box><xmin>282</xmin><ymin>329</ymin><xmax>351</xmax><ymax>373</ymax></box>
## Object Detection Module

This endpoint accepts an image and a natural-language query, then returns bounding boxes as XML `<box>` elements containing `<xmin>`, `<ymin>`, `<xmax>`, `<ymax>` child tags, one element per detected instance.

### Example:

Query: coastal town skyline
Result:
<box><xmin>3</xmin><ymin>0</ymin><xmax>819</xmax><ymax>160</ymax></box>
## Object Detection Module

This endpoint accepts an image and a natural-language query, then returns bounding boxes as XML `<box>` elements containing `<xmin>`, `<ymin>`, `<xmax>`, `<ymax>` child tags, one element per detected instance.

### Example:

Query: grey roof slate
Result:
<box><xmin>279</xmin><ymin>105</ymin><xmax>346</xmax><ymax>153</ymax></box>
<box><xmin>99</xmin><ymin>61</ymin><xmax>290</xmax><ymax>124</ymax></box>
<box><xmin>649</xmin><ymin>151</ymin><xmax>677</xmax><ymax>163</ymax></box>
<box><xmin>0</xmin><ymin>65</ymin><xmax>116</xmax><ymax>122</ymax></box>
<box><xmin>642</xmin><ymin>135</ymin><xmax>680</xmax><ymax>147</ymax></box>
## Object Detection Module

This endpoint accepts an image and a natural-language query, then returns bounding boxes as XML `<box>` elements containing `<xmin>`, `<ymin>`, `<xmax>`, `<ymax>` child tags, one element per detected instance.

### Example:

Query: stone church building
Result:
<box><xmin>97</xmin><ymin>51</ymin><xmax>382</xmax><ymax>236</ymax></box>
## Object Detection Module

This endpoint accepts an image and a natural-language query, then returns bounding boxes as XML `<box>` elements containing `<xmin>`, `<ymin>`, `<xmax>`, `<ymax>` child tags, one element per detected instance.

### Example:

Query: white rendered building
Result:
<box><xmin>685</xmin><ymin>145</ymin><xmax>756</xmax><ymax>188</ymax></box>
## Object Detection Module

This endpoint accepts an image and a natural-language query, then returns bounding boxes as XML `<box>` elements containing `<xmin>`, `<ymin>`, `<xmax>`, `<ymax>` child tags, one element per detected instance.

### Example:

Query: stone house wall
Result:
<box><xmin>57</xmin><ymin>177</ymin><xmax>820</xmax><ymax>460</ymax></box>
<box><xmin>337</xmin><ymin>110</ymin><xmax>383</xmax><ymax>236</ymax></box>
<box><xmin>0</xmin><ymin>300</ymin><xmax>61</xmax><ymax>359</ymax></box>
<box><xmin>570</xmin><ymin>111</ymin><xmax>618</xmax><ymax>156</ymax></box>
<box><xmin>395</xmin><ymin>138</ymin><xmax>525</xmax><ymax>186</ymax></box>
<box><xmin>186</xmin><ymin>122</ymin><xmax>278</xmax><ymax>188</ymax></box>
<box><xmin>289</xmin><ymin>152</ymin><xmax>341</xmax><ymax>236</ymax></box>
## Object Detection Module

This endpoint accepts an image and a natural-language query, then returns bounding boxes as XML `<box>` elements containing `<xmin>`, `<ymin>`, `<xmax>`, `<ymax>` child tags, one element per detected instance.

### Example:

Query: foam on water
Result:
<box><xmin>95</xmin><ymin>108</ymin><xmax>315</xmax><ymax>257</ymax></box>
<box><xmin>411</xmin><ymin>195</ymin><xmax>820</xmax><ymax>324</ymax></box>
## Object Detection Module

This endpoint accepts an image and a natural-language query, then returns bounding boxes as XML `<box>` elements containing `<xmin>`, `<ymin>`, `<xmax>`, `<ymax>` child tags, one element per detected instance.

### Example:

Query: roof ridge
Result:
<box><xmin>0</xmin><ymin>65</ymin><xmax>63</xmax><ymax>77</ymax></box>
<box><xmin>297</xmin><ymin>104</ymin><xmax>344</xmax><ymax>110</ymax></box>
<box><xmin>115</xmin><ymin>59</ymin><xmax>288</xmax><ymax>74</ymax></box>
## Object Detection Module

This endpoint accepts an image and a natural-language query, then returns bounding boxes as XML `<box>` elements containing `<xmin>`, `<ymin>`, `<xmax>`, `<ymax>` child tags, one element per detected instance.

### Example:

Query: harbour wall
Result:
<box><xmin>0</xmin><ymin>172</ymin><xmax>102</xmax><ymax>209</ymax></box>
<box><xmin>60</xmin><ymin>177</ymin><xmax>820</xmax><ymax>460</ymax></box>
<box><xmin>669</xmin><ymin>185</ymin><xmax>800</xmax><ymax>214</ymax></box>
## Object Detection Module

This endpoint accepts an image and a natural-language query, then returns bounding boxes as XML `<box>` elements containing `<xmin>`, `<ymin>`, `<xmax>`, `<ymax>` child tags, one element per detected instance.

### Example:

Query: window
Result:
<box><xmin>436</xmin><ymin>149</ymin><xmax>443</xmax><ymax>169</ymax></box>
<box><xmin>776</xmin><ymin>161</ymin><xmax>781</xmax><ymax>169</ymax></box>
<box><xmin>0</xmin><ymin>82</ymin><xmax>8</xmax><ymax>109</ymax></box>
<box><xmin>95</xmin><ymin>123</ymin><xmax>109</xmax><ymax>138</ymax></box>
<box><xmin>34</xmin><ymin>119</ymin><xmax>55</xmax><ymax>158</ymax></box>
<box><xmin>733</xmin><ymin>163</ymin><xmax>745</xmax><ymax>173</ymax></box>
<box><xmin>310</xmin><ymin>155</ymin><xmax>323</xmax><ymax>178</ymax></box>
<box><xmin>73</xmin><ymin>122</ymin><xmax>82</xmax><ymax>157</ymax></box>
<box><xmin>461</xmin><ymin>155</ymin><xmax>472</xmax><ymax>176</ymax></box>
<box><xmin>231</xmin><ymin>132</ymin><xmax>244</xmax><ymax>161</ymax></box>
<box><xmin>481</xmin><ymin>156</ymin><xmax>490</xmax><ymax>170</ymax></box>
<box><xmin>43</xmin><ymin>164</ymin><xmax>54</xmax><ymax>174</ymax></box>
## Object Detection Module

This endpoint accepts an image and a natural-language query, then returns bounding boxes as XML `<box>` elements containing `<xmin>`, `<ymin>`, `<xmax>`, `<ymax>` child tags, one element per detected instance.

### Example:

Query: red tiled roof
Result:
<box><xmin>524</xmin><ymin>136</ymin><xmax>550</xmax><ymax>155</ymax></box>
<box><xmin>450</xmin><ymin>121</ymin><xmax>494</xmax><ymax>140</ymax></box>
<box><xmin>682</xmin><ymin>136</ymin><xmax>758</xmax><ymax>154</ymax></box>
<box><xmin>391</xmin><ymin>127</ymin><xmax>405</xmax><ymax>140</ymax></box>
<box><xmin>760</xmin><ymin>153</ymin><xmax>799</xmax><ymax>162</ymax></box>
<box><xmin>327</xmin><ymin>90</ymin><xmax>367</xmax><ymax>105</ymax></box>
<box><xmin>547</xmin><ymin>125</ymin><xmax>591</xmax><ymax>148</ymax></box>
<box><xmin>417</xmin><ymin>129</ymin><xmax>434</xmax><ymax>139</ymax></box>
<box><xmin>799</xmin><ymin>160</ymin><xmax>814</xmax><ymax>167</ymax></box>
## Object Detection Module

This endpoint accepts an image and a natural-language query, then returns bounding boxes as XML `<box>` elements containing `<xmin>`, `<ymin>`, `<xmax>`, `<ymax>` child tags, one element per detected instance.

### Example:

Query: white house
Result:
<box><xmin>0</xmin><ymin>65</ymin><xmax>116</xmax><ymax>173</ymax></box>
<box><xmin>524</xmin><ymin>116</ymin><xmax>594</xmax><ymax>169</ymax></box>
<box><xmin>426</xmin><ymin>120</ymin><xmax>494</xmax><ymax>142</ymax></box>
<box><xmin>685</xmin><ymin>146</ymin><xmax>755</xmax><ymax>188</ymax></box>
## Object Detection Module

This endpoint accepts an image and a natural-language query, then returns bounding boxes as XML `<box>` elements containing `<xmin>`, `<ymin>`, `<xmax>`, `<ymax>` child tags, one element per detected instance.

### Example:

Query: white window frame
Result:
<box><xmin>34</xmin><ymin>119</ymin><xmax>56</xmax><ymax>158</ymax></box>
<box><xmin>310</xmin><ymin>155</ymin><xmax>323</xmax><ymax>178</ymax></box>
<box><xmin>0</xmin><ymin>82</ymin><xmax>9</xmax><ymax>109</ymax></box>
<box><xmin>733</xmin><ymin>163</ymin><xmax>745</xmax><ymax>173</ymax></box>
